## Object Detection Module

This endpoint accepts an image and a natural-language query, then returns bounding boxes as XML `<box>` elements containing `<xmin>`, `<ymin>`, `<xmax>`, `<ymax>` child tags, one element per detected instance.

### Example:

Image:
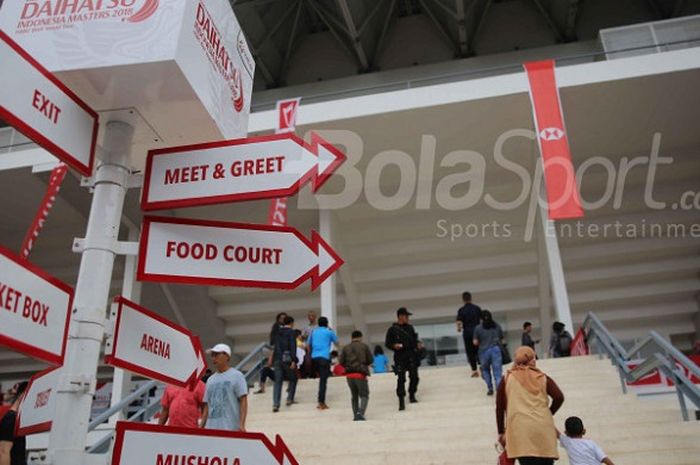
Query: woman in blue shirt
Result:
<box><xmin>307</xmin><ymin>317</ymin><xmax>338</xmax><ymax>409</ymax></box>
<box><xmin>372</xmin><ymin>345</ymin><xmax>389</xmax><ymax>374</ymax></box>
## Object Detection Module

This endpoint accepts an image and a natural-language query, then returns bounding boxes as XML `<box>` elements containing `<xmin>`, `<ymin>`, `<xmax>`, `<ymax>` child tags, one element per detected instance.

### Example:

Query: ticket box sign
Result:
<box><xmin>0</xmin><ymin>0</ymin><xmax>255</xmax><ymax>164</ymax></box>
<box><xmin>0</xmin><ymin>246</ymin><xmax>73</xmax><ymax>366</ymax></box>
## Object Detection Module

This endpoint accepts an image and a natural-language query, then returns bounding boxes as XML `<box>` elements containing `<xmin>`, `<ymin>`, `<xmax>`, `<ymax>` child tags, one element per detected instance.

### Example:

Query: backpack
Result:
<box><xmin>557</xmin><ymin>331</ymin><xmax>572</xmax><ymax>355</ymax></box>
<box><xmin>275</xmin><ymin>328</ymin><xmax>294</xmax><ymax>364</ymax></box>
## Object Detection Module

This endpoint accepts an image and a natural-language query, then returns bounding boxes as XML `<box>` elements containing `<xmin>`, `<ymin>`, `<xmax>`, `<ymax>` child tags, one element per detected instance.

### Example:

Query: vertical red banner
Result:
<box><xmin>21</xmin><ymin>163</ymin><xmax>68</xmax><ymax>259</ymax></box>
<box><xmin>524</xmin><ymin>60</ymin><xmax>583</xmax><ymax>220</ymax></box>
<box><xmin>268</xmin><ymin>98</ymin><xmax>301</xmax><ymax>226</ymax></box>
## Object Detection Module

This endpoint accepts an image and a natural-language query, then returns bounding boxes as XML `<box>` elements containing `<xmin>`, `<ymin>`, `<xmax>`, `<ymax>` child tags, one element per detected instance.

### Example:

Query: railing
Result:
<box><xmin>86</xmin><ymin>380</ymin><xmax>160</xmax><ymax>453</ymax></box>
<box><xmin>85</xmin><ymin>342</ymin><xmax>271</xmax><ymax>453</ymax></box>
<box><xmin>249</xmin><ymin>37</ymin><xmax>700</xmax><ymax>112</ymax></box>
<box><xmin>582</xmin><ymin>312</ymin><xmax>700</xmax><ymax>421</ymax></box>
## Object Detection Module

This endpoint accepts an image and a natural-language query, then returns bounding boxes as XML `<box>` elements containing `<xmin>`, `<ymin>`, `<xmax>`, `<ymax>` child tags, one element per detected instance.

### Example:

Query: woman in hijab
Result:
<box><xmin>496</xmin><ymin>346</ymin><xmax>565</xmax><ymax>465</ymax></box>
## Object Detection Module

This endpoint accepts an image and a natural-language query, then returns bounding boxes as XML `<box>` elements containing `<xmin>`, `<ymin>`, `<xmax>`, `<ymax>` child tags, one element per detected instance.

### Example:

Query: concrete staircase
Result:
<box><xmin>246</xmin><ymin>355</ymin><xmax>700</xmax><ymax>465</ymax></box>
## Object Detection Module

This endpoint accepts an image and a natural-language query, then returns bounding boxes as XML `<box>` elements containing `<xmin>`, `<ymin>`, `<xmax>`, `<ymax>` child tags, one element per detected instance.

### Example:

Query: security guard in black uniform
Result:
<box><xmin>385</xmin><ymin>307</ymin><xmax>423</xmax><ymax>411</ymax></box>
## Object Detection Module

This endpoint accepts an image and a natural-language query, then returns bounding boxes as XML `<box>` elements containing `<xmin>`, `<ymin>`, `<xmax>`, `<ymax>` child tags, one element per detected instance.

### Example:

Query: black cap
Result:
<box><xmin>397</xmin><ymin>307</ymin><xmax>412</xmax><ymax>317</ymax></box>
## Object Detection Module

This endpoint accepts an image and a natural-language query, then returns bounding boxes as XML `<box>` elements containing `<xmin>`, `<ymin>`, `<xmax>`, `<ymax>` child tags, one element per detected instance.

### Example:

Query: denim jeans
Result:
<box><xmin>313</xmin><ymin>357</ymin><xmax>331</xmax><ymax>403</ymax></box>
<box><xmin>479</xmin><ymin>345</ymin><xmax>503</xmax><ymax>391</ymax></box>
<box><xmin>273</xmin><ymin>360</ymin><xmax>297</xmax><ymax>408</ymax></box>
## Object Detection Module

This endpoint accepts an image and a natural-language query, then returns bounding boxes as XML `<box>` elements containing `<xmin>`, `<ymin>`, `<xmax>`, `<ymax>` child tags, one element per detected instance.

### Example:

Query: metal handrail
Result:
<box><xmin>87</xmin><ymin>380</ymin><xmax>159</xmax><ymax>431</ymax></box>
<box><xmin>85</xmin><ymin>342</ymin><xmax>271</xmax><ymax>453</ymax></box>
<box><xmin>582</xmin><ymin>312</ymin><xmax>700</xmax><ymax>421</ymax></box>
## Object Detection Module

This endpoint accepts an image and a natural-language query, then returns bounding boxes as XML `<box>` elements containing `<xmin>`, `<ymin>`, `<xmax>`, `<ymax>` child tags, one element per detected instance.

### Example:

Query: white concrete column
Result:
<box><xmin>319</xmin><ymin>209</ymin><xmax>337</xmax><ymax>330</ymax></box>
<box><xmin>108</xmin><ymin>225</ymin><xmax>141</xmax><ymax>426</ymax></box>
<box><xmin>536</xmin><ymin>225</ymin><xmax>553</xmax><ymax>357</ymax></box>
<box><xmin>48</xmin><ymin>121</ymin><xmax>134</xmax><ymax>465</ymax></box>
<box><xmin>537</xmin><ymin>201</ymin><xmax>574</xmax><ymax>336</ymax></box>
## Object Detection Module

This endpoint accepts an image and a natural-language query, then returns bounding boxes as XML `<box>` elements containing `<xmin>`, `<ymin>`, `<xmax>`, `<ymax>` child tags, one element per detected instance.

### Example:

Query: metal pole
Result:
<box><xmin>47</xmin><ymin>121</ymin><xmax>134</xmax><ymax>465</ymax></box>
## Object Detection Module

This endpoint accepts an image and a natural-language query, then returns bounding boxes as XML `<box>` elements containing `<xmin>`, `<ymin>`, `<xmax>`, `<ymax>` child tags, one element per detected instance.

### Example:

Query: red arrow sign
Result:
<box><xmin>112</xmin><ymin>422</ymin><xmax>299</xmax><ymax>465</ymax></box>
<box><xmin>0</xmin><ymin>31</ymin><xmax>98</xmax><ymax>176</ymax></box>
<box><xmin>104</xmin><ymin>297</ymin><xmax>206</xmax><ymax>388</ymax></box>
<box><xmin>15</xmin><ymin>366</ymin><xmax>61</xmax><ymax>435</ymax></box>
<box><xmin>141</xmin><ymin>132</ymin><xmax>345</xmax><ymax>211</ymax></box>
<box><xmin>0</xmin><ymin>245</ymin><xmax>72</xmax><ymax>366</ymax></box>
<box><xmin>137</xmin><ymin>216</ymin><xmax>343</xmax><ymax>290</ymax></box>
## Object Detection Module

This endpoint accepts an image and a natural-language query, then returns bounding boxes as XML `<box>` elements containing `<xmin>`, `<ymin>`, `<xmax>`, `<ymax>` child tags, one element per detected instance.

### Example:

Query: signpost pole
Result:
<box><xmin>108</xmin><ymin>225</ymin><xmax>141</xmax><ymax>426</ymax></box>
<box><xmin>47</xmin><ymin>121</ymin><xmax>134</xmax><ymax>465</ymax></box>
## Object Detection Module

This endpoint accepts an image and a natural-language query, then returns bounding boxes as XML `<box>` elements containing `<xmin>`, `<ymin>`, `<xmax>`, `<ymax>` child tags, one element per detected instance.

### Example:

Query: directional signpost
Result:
<box><xmin>15</xmin><ymin>366</ymin><xmax>61</xmax><ymax>435</ymax></box>
<box><xmin>0</xmin><ymin>31</ymin><xmax>98</xmax><ymax>176</ymax></box>
<box><xmin>113</xmin><ymin>422</ymin><xmax>299</xmax><ymax>465</ymax></box>
<box><xmin>105</xmin><ymin>297</ymin><xmax>206</xmax><ymax>388</ymax></box>
<box><xmin>141</xmin><ymin>132</ymin><xmax>345</xmax><ymax>211</ymax></box>
<box><xmin>0</xmin><ymin>245</ymin><xmax>72</xmax><ymax>366</ymax></box>
<box><xmin>137</xmin><ymin>216</ymin><xmax>343</xmax><ymax>290</ymax></box>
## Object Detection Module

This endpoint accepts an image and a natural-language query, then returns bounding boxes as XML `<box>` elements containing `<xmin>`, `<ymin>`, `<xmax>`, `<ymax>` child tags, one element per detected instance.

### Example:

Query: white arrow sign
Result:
<box><xmin>137</xmin><ymin>216</ymin><xmax>343</xmax><ymax>290</ymax></box>
<box><xmin>0</xmin><ymin>246</ymin><xmax>72</xmax><ymax>365</ymax></box>
<box><xmin>141</xmin><ymin>132</ymin><xmax>345</xmax><ymax>211</ymax></box>
<box><xmin>112</xmin><ymin>422</ymin><xmax>299</xmax><ymax>465</ymax></box>
<box><xmin>105</xmin><ymin>297</ymin><xmax>206</xmax><ymax>388</ymax></box>
<box><xmin>15</xmin><ymin>366</ymin><xmax>61</xmax><ymax>435</ymax></box>
<box><xmin>0</xmin><ymin>31</ymin><xmax>97</xmax><ymax>176</ymax></box>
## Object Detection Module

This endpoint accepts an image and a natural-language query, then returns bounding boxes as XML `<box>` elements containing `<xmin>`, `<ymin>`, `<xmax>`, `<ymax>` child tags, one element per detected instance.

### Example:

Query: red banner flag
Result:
<box><xmin>268</xmin><ymin>98</ymin><xmax>301</xmax><ymax>226</ymax></box>
<box><xmin>20</xmin><ymin>163</ymin><xmax>68</xmax><ymax>259</ymax></box>
<box><xmin>524</xmin><ymin>60</ymin><xmax>583</xmax><ymax>220</ymax></box>
<box><xmin>570</xmin><ymin>327</ymin><xmax>589</xmax><ymax>356</ymax></box>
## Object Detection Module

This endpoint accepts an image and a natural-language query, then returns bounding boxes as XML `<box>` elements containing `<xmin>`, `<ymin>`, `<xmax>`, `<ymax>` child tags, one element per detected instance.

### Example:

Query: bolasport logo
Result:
<box><xmin>194</xmin><ymin>0</ymin><xmax>245</xmax><ymax>113</ymax></box>
<box><xmin>14</xmin><ymin>0</ymin><xmax>159</xmax><ymax>33</ymax></box>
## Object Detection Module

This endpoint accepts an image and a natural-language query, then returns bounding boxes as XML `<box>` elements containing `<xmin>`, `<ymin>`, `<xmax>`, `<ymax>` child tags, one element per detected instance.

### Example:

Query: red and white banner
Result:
<box><xmin>0</xmin><ymin>31</ymin><xmax>98</xmax><ymax>176</ymax></box>
<box><xmin>137</xmin><ymin>216</ymin><xmax>343</xmax><ymax>290</ymax></box>
<box><xmin>20</xmin><ymin>163</ymin><xmax>68</xmax><ymax>260</ymax></box>
<box><xmin>524</xmin><ymin>60</ymin><xmax>583</xmax><ymax>220</ymax></box>
<box><xmin>268</xmin><ymin>98</ymin><xmax>301</xmax><ymax>226</ymax></box>
<box><xmin>112</xmin><ymin>422</ymin><xmax>299</xmax><ymax>465</ymax></box>
<box><xmin>15</xmin><ymin>366</ymin><xmax>61</xmax><ymax>435</ymax></box>
<box><xmin>570</xmin><ymin>328</ymin><xmax>589</xmax><ymax>356</ymax></box>
<box><xmin>105</xmin><ymin>297</ymin><xmax>206</xmax><ymax>388</ymax></box>
<box><xmin>0</xmin><ymin>245</ymin><xmax>72</xmax><ymax>365</ymax></box>
<box><xmin>141</xmin><ymin>133</ymin><xmax>344</xmax><ymax>211</ymax></box>
<box><xmin>626</xmin><ymin>355</ymin><xmax>700</xmax><ymax>388</ymax></box>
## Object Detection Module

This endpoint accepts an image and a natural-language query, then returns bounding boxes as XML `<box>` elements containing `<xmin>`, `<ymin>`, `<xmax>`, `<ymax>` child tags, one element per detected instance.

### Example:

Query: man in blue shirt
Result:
<box><xmin>307</xmin><ymin>316</ymin><xmax>338</xmax><ymax>409</ymax></box>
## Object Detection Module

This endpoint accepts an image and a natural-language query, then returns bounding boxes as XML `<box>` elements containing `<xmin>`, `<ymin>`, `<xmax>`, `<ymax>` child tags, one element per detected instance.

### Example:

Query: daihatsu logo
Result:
<box><xmin>539</xmin><ymin>127</ymin><xmax>565</xmax><ymax>141</ymax></box>
<box><xmin>128</xmin><ymin>0</ymin><xmax>160</xmax><ymax>23</ymax></box>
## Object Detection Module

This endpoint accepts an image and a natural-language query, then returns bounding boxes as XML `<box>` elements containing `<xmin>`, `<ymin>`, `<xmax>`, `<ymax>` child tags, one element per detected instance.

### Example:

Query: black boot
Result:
<box><xmin>398</xmin><ymin>397</ymin><xmax>405</xmax><ymax>411</ymax></box>
<box><xmin>409</xmin><ymin>394</ymin><xmax>418</xmax><ymax>403</ymax></box>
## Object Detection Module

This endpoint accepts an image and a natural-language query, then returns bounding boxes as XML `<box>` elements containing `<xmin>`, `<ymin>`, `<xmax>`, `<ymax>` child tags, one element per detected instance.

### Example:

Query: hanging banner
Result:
<box><xmin>524</xmin><ymin>60</ymin><xmax>583</xmax><ymax>220</ymax></box>
<box><xmin>268</xmin><ymin>97</ymin><xmax>301</xmax><ymax>226</ymax></box>
<box><xmin>21</xmin><ymin>163</ymin><xmax>68</xmax><ymax>260</ymax></box>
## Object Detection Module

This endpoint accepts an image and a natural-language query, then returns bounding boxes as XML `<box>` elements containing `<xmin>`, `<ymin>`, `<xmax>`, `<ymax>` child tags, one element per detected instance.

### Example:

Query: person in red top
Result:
<box><xmin>339</xmin><ymin>331</ymin><xmax>374</xmax><ymax>421</ymax></box>
<box><xmin>158</xmin><ymin>380</ymin><xmax>206</xmax><ymax>428</ymax></box>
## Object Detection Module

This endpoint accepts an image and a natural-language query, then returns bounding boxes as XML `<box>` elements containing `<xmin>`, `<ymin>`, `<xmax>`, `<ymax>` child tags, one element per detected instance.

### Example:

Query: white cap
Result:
<box><xmin>207</xmin><ymin>343</ymin><xmax>231</xmax><ymax>356</ymax></box>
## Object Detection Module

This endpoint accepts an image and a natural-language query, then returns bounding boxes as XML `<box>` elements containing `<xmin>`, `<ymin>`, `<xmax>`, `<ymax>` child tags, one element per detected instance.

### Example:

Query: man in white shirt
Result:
<box><xmin>202</xmin><ymin>343</ymin><xmax>248</xmax><ymax>432</ymax></box>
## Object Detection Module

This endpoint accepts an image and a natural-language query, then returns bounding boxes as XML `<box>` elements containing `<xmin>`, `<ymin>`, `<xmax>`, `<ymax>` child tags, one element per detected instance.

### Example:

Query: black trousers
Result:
<box><xmin>463</xmin><ymin>328</ymin><xmax>479</xmax><ymax>371</ymax></box>
<box><xmin>395</xmin><ymin>357</ymin><xmax>419</xmax><ymax>398</ymax></box>
<box><xmin>313</xmin><ymin>357</ymin><xmax>331</xmax><ymax>403</ymax></box>
<box><xmin>518</xmin><ymin>458</ymin><xmax>554</xmax><ymax>465</ymax></box>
